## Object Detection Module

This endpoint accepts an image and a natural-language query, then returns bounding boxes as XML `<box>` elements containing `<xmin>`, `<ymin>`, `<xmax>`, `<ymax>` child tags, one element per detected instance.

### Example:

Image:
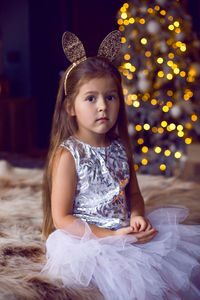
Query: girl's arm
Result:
<box><xmin>126</xmin><ymin>160</ymin><xmax>153</xmax><ymax>232</ymax></box>
<box><xmin>51</xmin><ymin>148</ymin><xmax>157</xmax><ymax>241</ymax></box>
<box><xmin>51</xmin><ymin>148</ymin><xmax>120</xmax><ymax>238</ymax></box>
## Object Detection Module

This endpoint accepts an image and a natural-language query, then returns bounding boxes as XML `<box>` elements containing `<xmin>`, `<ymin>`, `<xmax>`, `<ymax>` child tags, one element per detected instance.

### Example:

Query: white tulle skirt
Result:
<box><xmin>42</xmin><ymin>207</ymin><xmax>200</xmax><ymax>300</ymax></box>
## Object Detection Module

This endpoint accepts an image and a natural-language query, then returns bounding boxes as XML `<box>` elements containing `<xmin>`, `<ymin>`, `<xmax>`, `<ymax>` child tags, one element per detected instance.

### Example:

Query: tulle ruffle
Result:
<box><xmin>42</xmin><ymin>206</ymin><xmax>200</xmax><ymax>300</ymax></box>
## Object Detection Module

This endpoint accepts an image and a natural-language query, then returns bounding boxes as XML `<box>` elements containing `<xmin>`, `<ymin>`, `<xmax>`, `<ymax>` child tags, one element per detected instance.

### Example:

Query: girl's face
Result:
<box><xmin>69</xmin><ymin>76</ymin><xmax>120</xmax><ymax>145</ymax></box>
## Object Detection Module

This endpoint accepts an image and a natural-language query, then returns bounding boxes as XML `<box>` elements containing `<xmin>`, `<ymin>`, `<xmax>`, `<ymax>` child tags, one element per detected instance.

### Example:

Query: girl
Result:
<box><xmin>41</xmin><ymin>31</ymin><xmax>200</xmax><ymax>299</ymax></box>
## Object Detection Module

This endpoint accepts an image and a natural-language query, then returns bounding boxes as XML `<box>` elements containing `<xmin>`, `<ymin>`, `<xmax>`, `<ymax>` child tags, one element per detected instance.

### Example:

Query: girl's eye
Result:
<box><xmin>86</xmin><ymin>96</ymin><xmax>95</xmax><ymax>102</ymax></box>
<box><xmin>106</xmin><ymin>95</ymin><xmax>116</xmax><ymax>101</ymax></box>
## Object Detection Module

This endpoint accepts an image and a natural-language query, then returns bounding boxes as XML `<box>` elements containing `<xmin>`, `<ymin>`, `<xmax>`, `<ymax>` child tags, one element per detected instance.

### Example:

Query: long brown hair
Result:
<box><xmin>42</xmin><ymin>57</ymin><xmax>133</xmax><ymax>240</ymax></box>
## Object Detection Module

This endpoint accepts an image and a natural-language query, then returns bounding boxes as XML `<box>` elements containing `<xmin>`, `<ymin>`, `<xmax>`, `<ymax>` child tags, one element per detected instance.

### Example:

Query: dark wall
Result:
<box><xmin>0</xmin><ymin>0</ymin><xmax>31</xmax><ymax>97</ymax></box>
<box><xmin>29</xmin><ymin>0</ymin><xmax>124</xmax><ymax>148</ymax></box>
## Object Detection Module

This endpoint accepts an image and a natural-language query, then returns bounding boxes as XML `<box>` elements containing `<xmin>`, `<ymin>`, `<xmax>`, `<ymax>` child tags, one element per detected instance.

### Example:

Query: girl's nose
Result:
<box><xmin>98</xmin><ymin>97</ymin><xmax>107</xmax><ymax>111</ymax></box>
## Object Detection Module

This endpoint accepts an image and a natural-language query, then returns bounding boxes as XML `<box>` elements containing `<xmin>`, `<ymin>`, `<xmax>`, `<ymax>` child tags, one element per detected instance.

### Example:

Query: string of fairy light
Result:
<box><xmin>117</xmin><ymin>1</ymin><xmax>199</xmax><ymax>173</ymax></box>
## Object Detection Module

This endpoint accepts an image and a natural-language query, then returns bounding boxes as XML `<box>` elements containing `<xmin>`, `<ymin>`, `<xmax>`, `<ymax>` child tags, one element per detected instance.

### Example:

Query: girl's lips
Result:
<box><xmin>96</xmin><ymin>117</ymin><xmax>109</xmax><ymax>121</ymax></box>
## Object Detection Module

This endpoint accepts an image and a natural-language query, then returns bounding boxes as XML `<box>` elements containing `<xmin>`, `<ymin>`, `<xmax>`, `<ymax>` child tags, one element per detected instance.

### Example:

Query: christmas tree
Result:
<box><xmin>117</xmin><ymin>0</ymin><xmax>200</xmax><ymax>175</ymax></box>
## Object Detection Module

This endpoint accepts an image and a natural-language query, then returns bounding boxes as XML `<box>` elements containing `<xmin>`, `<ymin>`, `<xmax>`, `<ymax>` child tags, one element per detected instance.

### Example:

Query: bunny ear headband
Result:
<box><xmin>62</xmin><ymin>30</ymin><xmax>122</xmax><ymax>96</ymax></box>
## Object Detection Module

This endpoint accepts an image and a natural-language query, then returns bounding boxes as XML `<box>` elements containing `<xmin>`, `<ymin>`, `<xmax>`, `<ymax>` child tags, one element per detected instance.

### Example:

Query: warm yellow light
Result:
<box><xmin>176</xmin><ymin>41</ymin><xmax>182</xmax><ymax>47</ymax></box>
<box><xmin>186</xmin><ymin>89</ymin><xmax>193</xmax><ymax>97</ymax></box>
<box><xmin>161</xmin><ymin>121</ymin><xmax>167</xmax><ymax>127</ymax></box>
<box><xmin>187</xmin><ymin>76</ymin><xmax>195</xmax><ymax>82</ymax></box>
<box><xmin>157</xmin><ymin>57</ymin><xmax>163</xmax><ymax>64</ymax></box>
<box><xmin>127</xmin><ymin>74</ymin><xmax>133</xmax><ymax>80</ymax></box>
<box><xmin>180</xmin><ymin>71</ymin><xmax>186</xmax><ymax>77</ymax></box>
<box><xmin>167</xmin><ymin>73</ymin><xmax>173</xmax><ymax>80</ymax></box>
<box><xmin>118</xmin><ymin>19</ymin><xmax>123</xmax><ymax>25</ymax></box>
<box><xmin>123</xmin><ymin>70</ymin><xmax>128</xmax><ymax>76</ymax></box>
<box><xmin>141</xmin><ymin>38</ymin><xmax>147</xmax><ymax>45</ymax></box>
<box><xmin>152</xmin><ymin>127</ymin><xmax>157</xmax><ymax>133</ymax></box>
<box><xmin>177</xmin><ymin>124</ymin><xmax>183</xmax><ymax>131</ymax></box>
<box><xmin>160</xmin><ymin>10</ymin><xmax>166</xmax><ymax>16</ymax></box>
<box><xmin>168</xmin><ymin>25</ymin><xmax>174</xmax><ymax>31</ymax></box>
<box><xmin>141</xmin><ymin>158</ymin><xmax>148</xmax><ymax>165</ymax></box>
<box><xmin>166</xmin><ymin>101</ymin><xmax>172</xmax><ymax>107</ymax></box>
<box><xmin>134</xmin><ymin>164</ymin><xmax>139</xmax><ymax>171</ymax></box>
<box><xmin>124</xmin><ymin>3</ymin><xmax>129</xmax><ymax>8</ymax></box>
<box><xmin>121</xmin><ymin>37</ymin><xmax>126</xmax><ymax>43</ymax></box>
<box><xmin>177</xmin><ymin>131</ymin><xmax>184</xmax><ymax>137</ymax></box>
<box><xmin>145</xmin><ymin>51</ymin><xmax>151</xmax><ymax>57</ymax></box>
<box><xmin>131</xmin><ymin>94</ymin><xmax>138</xmax><ymax>100</ymax></box>
<box><xmin>137</xmin><ymin>138</ymin><xmax>144</xmax><ymax>145</ymax></box>
<box><xmin>158</xmin><ymin>127</ymin><xmax>164</xmax><ymax>134</ymax></box>
<box><xmin>174</xmin><ymin>151</ymin><xmax>182</xmax><ymax>159</ymax></box>
<box><xmin>174</xmin><ymin>68</ymin><xmax>180</xmax><ymax>74</ymax></box>
<box><xmin>125</xmin><ymin>97</ymin><xmax>132</xmax><ymax>106</ymax></box>
<box><xmin>139</xmin><ymin>18</ymin><xmax>145</xmax><ymax>24</ymax></box>
<box><xmin>191</xmin><ymin>114</ymin><xmax>198</xmax><ymax>122</ymax></box>
<box><xmin>121</xmin><ymin>12</ymin><xmax>127</xmax><ymax>19</ymax></box>
<box><xmin>123</xmin><ymin>88</ymin><xmax>128</xmax><ymax>95</ymax></box>
<box><xmin>185</xmin><ymin>122</ymin><xmax>192</xmax><ymax>129</ymax></box>
<box><xmin>142</xmin><ymin>94</ymin><xmax>149</xmax><ymax>102</ymax></box>
<box><xmin>169</xmin><ymin>123</ymin><xmax>176</xmax><ymax>130</ymax></box>
<box><xmin>154</xmin><ymin>5</ymin><xmax>160</xmax><ymax>11</ymax></box>
<box><xmin>124</xmin><ymin>19</ymin><xmax>129</xmax><ymax>25</ymax></box>
<box><xmin>158</xmin><ymin>71</ymin><xmax>164</xmax><ymax>77</ymax></box>
<box><xmin>172</xmin><ymin>63</ymin><xmax>177</xmax><ymax>70</ymax></box>
<box><xmin>184</xmin><ymin>94</ymin><xmax>190</xmax><ymax>101</ymax></box>
<box><xmin>168</xmin><ymin>16</ymin><xmax>173</xmax><ymax>21</ymax></box>
<box><xmin>162</xmin><ymin>106</ymin><xmax>169</xmax><ymax>112</ymax></box>
<box><xmin>119</xmin><ymin>25</ymin><xmax>125</xmax><ymax>31</ymax></box>
<box><xmin>167</xmin><ymin>60</ymin><xmax>173</xmax><ymax>67</ymax></box>
<box><xmin>175</xmin><ymin>28</ymin><xmax>181</xmax><ymax>34</ymax></box>
<box><xmin>125</xmin><ymin>63</ymin><xmax>131</xmax><ymax>69</ymax></box>
<box><xmin>136</xmin><ymin>124</ymin><xmax>142</xmax><ymax>131</ymax></box>
<box><xmin>164</xmin><ymin>150</ymin><xmax>171</xmax><ymax>156</ymax></box>
<box><xmin>180</xmin><ymin>45</ymin><xmax>186</xmax><ymax>52</ymax></box>
<box><xmin>124</xmin><ymin>54</ymin><xmax>130</xmax><ymax>60</ymax></box>
<box><xmin>185</xmin><ymin>138</ymin><xmax>192</xmax><ymax>144</ymax></box>
<box><xmin>120</xmin><ymin>7</ymin><xmax>126</xmax><ymax>13</ymax></box>
<box><xmin>155</xmin><ymin>146</ymin><xmax>162</xmax><ymax>153</ymax></box>
<box><xmin>166</xmin><ymin>126</ymin><xmax>171</xmax><ymax>132</ymax></box>
<box><xmin>174</xmin><ymin>21</ymin><xmax>180</xmax><ymax>27</ymax></box>
<box><xmin>129</xmin><ymin>17</ymin><xmax>135</xmax><ymax>24</ymax></box>
<box><xmin>167</xmin><ymin>90</ymin><xmax>173</xmax><ymax>96</ymax></box>
<box><xmin>160</xmin><ymin>164</ymin><xmax>166</xmax><ymax>171</ymax></box>
<box><xmin>168</xmin><ymin>53</ymin><xmax>174</xmax><ymax>59</ymax></box>
<box><xmin>189</xmin><ymin>69</ymin><xmax>196</xmax><ymax>77</ymax></box>
<box><xmin>142</xmin><ymin>146</ymin><xmax>149</xmax><ymax>153</ymax></box>
<box><xmin>144</xmin><ymin>123</ymin><xmax>150</xmax><ymax>130</ymax></box>
<box><xmin>147</xmin><ymin>7</ymin><xmax>154</xmax><ymax>13</ymax></box>
<box><xmin>151</xmin><ymin>99</ymin><xmax>157</xmax><ymax>105</ymax></box>
<box><xmin>130</xmin><ymin>66</ymin><xmax>136</xmax><ymax>72</ymax></box>
<box><xmin>133</xmin><ymin>100</ymin><xmax>140</xmax><ymax>107</ymax></box>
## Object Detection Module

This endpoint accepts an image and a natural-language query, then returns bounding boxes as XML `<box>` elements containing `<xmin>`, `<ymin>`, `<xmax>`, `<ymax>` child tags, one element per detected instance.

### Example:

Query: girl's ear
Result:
<box><xmin>64</xmin><ymin>99</ymin><xmax>76</xmax><ymax>116</ymax></box>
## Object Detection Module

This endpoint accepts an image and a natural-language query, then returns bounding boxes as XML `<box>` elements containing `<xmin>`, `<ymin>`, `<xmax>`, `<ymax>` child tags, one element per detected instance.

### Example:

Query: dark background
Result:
<box><xmin>0</xmin><ymin>0</ymin><xmax>199</xmax><ymax>154</ymax></box>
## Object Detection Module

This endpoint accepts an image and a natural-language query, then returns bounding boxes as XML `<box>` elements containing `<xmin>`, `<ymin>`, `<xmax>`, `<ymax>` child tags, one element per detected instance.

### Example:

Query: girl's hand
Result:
<box><xmin>114</xmin><ymin>226</ymin><xmax>158</xmax><ymax>244</ymax></box>
<box><xmin>130</xmin><ymin>215</ymin><xmax>152</xmax><ymax>232</ymax></box>
<box><xmin>132</xmin><ymin>228</ymin><xmax>158</xmax><ymax>244</ymax></box>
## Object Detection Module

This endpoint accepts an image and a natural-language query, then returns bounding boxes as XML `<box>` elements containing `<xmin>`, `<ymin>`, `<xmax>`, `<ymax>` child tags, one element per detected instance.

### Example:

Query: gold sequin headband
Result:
<box><xmin>62</xmin><ymin>30</ymin><xmax>122</xmax><ymax>96</ymax></box>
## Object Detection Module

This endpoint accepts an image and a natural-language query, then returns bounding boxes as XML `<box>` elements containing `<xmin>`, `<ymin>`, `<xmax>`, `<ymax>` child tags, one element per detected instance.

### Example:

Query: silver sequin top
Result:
<box><xmin>60</xmin><ymin>136</ymin><xmax>130</xmax><ymax>230</ymax></box>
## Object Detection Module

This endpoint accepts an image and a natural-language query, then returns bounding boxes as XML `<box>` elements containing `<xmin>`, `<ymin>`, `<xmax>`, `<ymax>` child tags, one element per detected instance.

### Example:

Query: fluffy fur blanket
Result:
<box><xmin>0</xmin><ymin>160</ymin><xmax>200</xmax><ymax>300</ymax></box>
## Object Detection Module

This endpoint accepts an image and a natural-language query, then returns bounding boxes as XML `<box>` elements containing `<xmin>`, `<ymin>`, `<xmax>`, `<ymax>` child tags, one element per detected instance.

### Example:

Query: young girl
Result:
<box><xmin>41</xmin><ymin>31</ymin><xmax>200</xmax><ymax>299</ymax></box>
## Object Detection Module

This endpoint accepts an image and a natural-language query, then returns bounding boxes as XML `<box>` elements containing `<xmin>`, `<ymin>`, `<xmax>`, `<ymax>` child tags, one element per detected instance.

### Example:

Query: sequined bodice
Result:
<box><xmin>60</xmin><ymin>136</ymin><xmax>130</xmax><ymax>229</ymax></box>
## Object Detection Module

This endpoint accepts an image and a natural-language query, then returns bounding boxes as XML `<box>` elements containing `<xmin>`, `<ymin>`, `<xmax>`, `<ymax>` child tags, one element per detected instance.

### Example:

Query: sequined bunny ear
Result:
<box><xmin>62</xmin><ymin>30</ymin><xmax>121</xmax><ymax>96</ymax></box>
<box><xmin>97</xmin><ymin>30</ymin><xmax>122</xmax><ymax>62</ymax></box>
<box><xmin>62</xmin><ymin>31</ymin><xmax>87</xmax><ymax>63</ymax></box>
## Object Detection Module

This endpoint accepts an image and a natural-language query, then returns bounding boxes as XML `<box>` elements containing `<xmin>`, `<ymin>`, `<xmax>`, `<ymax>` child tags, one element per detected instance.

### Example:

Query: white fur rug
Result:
<box><xmin>0</xmin><ymin>160</ymin><xmax>200</xmax><ymax>300</ymax></box>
